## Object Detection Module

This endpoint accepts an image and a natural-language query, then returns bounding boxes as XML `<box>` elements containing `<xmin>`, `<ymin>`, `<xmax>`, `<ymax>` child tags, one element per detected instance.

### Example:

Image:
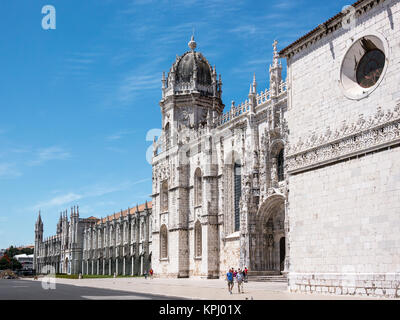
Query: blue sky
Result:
<box><xmin>0</xmin><ymin>0</ymin><xmax>351</xmax><ymax>248</ymax></box>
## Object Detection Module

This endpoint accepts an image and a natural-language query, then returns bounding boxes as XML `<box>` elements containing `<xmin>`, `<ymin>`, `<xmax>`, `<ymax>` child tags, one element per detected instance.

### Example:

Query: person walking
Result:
<box><xmin>244</xmin><ymin>266</ymin><xmax>248</xmax><ymax>283</ymax></box>
<box><xmin>236</xmin><ymin>268</ymin><xmax>244</xmax><ymax>293</ymax></box>
<box><xmin>149</xmin><ymin>268</ymin><xmax>154</xmax><ymax>279</ymax></box>
<box><xmin>226</xmin><ymin>268</ymin><xmax>233</xmax><ymax>294</ymax></box>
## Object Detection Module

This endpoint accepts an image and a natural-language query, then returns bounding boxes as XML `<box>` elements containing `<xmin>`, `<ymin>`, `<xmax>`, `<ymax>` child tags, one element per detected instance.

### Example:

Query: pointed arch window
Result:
<box><xmin>161</xmin><ymin>181</ymin><xmax>169</xmax><ymax>212</ymax></box>
<box><xmin>194</xmin><ymin>220</ymin><xmax>202</xmax><ymax>258</ymax></box>
<box><xmin>234</xmin><ymin>162</ymin><xmax>242</xmax><ymax>232</ymax></box>
<box><xmin>277</xmin><ymin>148</ymin><xmax>284</xmax><ymax>182</ymax></box>
<box><xmin>164</xmin><ymin>123</ymin><xmax>170</xmax><ymax>151</ymax></box>
<box><xmin>194</xmin><ymin>168</ymin><xmax>202</xmax><ymax>207</ymax></box>
<box><xmin>160</xmin><ymin>224</ymin><xmax>168</xmax><ymax>259</ymax></box>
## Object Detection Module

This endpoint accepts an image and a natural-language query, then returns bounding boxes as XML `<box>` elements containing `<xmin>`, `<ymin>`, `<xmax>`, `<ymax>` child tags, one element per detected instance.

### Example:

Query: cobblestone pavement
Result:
<box><xmin>20</xmin><ymin>277</ymin><xmax>383</xmax><ymax>300</ymax></box>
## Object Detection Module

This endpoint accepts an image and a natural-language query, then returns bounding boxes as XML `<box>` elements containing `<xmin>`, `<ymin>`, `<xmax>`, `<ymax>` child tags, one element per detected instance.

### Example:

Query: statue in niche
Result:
<box><xmin>268</xmin><ymin>234</ymin><xmax>274</xmax><ymax>248</ymax></box>
<box><xmin>178</xmin><ymin>107</ymin><xmax>193</xmax><ymax>130</ymax></box>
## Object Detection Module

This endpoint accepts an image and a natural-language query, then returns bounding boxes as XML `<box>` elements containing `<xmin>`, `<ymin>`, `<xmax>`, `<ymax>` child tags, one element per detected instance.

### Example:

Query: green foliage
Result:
<box><xmin>4</xmin><ymin>246</ymin><xmax>34</xmax><ymax>258</ymax></box>
<box><xmin>0</xmin><ymin>256</ymin><xmax>22</xmax><ymax>271</ymax></box>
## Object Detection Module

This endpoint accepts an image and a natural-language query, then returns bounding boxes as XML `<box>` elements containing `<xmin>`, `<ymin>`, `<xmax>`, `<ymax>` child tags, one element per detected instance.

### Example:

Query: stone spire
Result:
<box><xmin>252</xmin><ymin>73</ymin><xmax>257</xmax><ymax>94</ymax></box>
<box><xmin>36</xmin><ymin>210</ymin><xmax>43</xmax><ymax>226</ymax></box>
<box><xmin>272</xmin><ymin>40</ymin><xmax>279</xmax><ymax>67</ymax></box>
<box><xmin>269</xmin><ymin>40</ymin><xmax>282</xmax><ymax>98</ymax></box>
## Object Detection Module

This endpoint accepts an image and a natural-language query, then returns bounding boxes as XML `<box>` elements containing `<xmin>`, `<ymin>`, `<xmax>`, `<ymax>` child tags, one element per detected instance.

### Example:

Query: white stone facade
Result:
<box><xmin>151</xmin><ymin>37</ymin><xmax>289</xmax><ymax>279</ymax></box>
<box><xmin>34</xmin><ymin>203</ymin><xmax>152</xmax><ymax>276</ymax></box>
<box><xmin>33</xmin><ymin>0</ymin><xmax>400</xmax><ymax>299</ymax></box>
<box><xmin>282</xmin><ymin>0</ymin><xmax>400</xmax><ymax>298</ymax></box>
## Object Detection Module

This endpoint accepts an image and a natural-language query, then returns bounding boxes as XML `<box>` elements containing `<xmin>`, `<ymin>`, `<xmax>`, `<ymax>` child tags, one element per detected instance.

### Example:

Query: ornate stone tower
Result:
<box><xmin>152</xmin><ymin>36</ymin><xmax>225</xmax><ymax>278</ymax></box>
<box><xmin>34</xmin><ymin>211</ymin><xmax>43</xmax><ymax>272</ymax></box>
<box><xmin>159</xmin><ymin>35</ymin><xmax>224</xmax><ymax>144</ymax></box>
<box><xmin>69</xmin><ymin>206</ymin><xmax>80</xmax><ymax>274</ymax></box>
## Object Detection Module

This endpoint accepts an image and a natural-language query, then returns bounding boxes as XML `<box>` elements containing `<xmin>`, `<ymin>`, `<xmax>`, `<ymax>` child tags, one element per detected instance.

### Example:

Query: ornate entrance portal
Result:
<box><xmin>250</xmin><ymin>194</ymin><xmax>286</xmax><ymax>273</ymax></box>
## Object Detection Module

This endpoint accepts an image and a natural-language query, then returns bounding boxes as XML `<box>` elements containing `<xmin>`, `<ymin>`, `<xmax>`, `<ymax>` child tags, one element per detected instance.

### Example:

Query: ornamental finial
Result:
<box><xmin>188</xmin><ymin>35</ymin><xmax>197</xmax><ymax>51</ymax></box>
<box><xmin>273</xmin><ymin>40</ymin><xmax>278</xmax><ymax>54</ymax></box>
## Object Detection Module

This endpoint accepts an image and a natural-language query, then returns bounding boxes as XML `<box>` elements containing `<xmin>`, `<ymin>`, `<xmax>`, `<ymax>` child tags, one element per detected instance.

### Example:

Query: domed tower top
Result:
<box><xmin>161</xmin><ymin>36</ymin><xmax>223</xmax><ymax>99</ymax></box>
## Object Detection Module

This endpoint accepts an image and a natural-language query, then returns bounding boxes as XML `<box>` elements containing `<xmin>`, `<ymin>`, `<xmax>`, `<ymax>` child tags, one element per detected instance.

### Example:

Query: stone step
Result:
<box><xmin>247</xmin><ymin>270</ymin><xmax>282</xmax><ymax>276</ymax></box>
<box><xmin>247</xmin><ymin>275</ymin><xmax>287</xmax><ymax>283</ymax></box>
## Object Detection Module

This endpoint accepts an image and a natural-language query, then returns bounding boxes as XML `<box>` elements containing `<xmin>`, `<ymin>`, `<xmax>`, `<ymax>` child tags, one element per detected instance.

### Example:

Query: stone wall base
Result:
<box><xmin>289</xmin><ymin>273</ymin><xmax>400</xmax><ymax>298</ymax></box>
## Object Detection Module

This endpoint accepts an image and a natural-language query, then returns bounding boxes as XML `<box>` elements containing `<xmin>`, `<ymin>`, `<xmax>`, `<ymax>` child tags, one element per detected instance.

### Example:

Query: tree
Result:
<box><xmin>0</xmin><ymin>255</ymin><xmax>22</xmax><ymax>271</ymax></box>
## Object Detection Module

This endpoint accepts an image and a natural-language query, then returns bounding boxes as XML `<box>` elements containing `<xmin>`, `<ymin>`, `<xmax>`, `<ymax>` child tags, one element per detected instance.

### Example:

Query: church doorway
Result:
<box><xmin>251</xmin><ymin>194</ymin><xmax>286</xmax><ymax>274</ymax></box>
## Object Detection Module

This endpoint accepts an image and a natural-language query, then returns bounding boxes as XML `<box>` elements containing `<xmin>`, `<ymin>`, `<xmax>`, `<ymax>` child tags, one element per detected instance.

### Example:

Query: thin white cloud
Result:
<box><xmin>0</xmin><ymin>163</ymin><xmax>22</xmax><ymax>178</ymax></box>
<box><xmin>28</xmin><ymin>146</ymin><xmax>71</xmax><ymax>166</ymax></box>
<box><xmin>273</xmin><ymin>0</ymin><xmax>299</xmax><ymax>9</ymax></box>
<box><xmin>33</xmin><ymin>193</ymin><xmax>83</xmax><ymax>211</ymax></box>
<box><xmin>118</xmin><ymin>74</ymin><xmax>161</xmax><ymax>104</ymax></box>
<box><xmin>230</xmin><ymin>24</ymin><xmax>258</xmax><ymax>35</ymax></box>
<box><xmin>106</xmin><ymin>129</ymin><xmax>136</xmax><ymax>141</ymax></box>
<box><xmin>31</xmin><ymin>178</ymin><xmax>151</xmax><ymax>211</ymax></box>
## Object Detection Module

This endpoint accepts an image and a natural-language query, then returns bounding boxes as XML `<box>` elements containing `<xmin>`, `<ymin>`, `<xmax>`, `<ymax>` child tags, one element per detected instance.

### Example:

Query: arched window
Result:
<box><xmin>141</xmin><ymin>221</ymin><xmax>145</xmax><ymax>240</ymax></box>
<box><xmin>194</xmin><ymin>168</ymin><xmax>202</xmax><ymax>207</ymax></box>
<box><xmin>109</xmin><ymin>226</ymin><xmax>114</xmax><ymax>247</ymax></box>
<box><xmin>98</xmin><ymin>230</ymin><xmax>102</xmax><ymax>248</ymax></box>
<box><xmin>277</xmin><ymin>148</ymin><xmax>284</xmax><ymax>182</ymax></box>
<box><xmin>194</xmin><ymin>220</ymin><xmax>202</xmax><ymax>258</ymax></box>
<box><xmin>160</xmin><ymin>225</ymin><xmax>168</xmax><ymax>259</ymax></box>
<box><xmin>131</xmin><ymin>219</ymin><xmax>136</xmax><ymax>243</ymax></box>
<box><xmin>161</xmin><ymin>181</ymin><xmax>169</xmax><ymax>212</ymax></box>
<box><xmin>116</xmin><ymin>225</ymin><xmax>121</xmax><ymax>244</ymax></box>
<box><xmin>234</xmin><ymin>162</ymin><xmax>242</xmax><ymax>232</ymax></box>
<box><xmin>164</xmin><ymin>123</ymin><xmax>170</xmax><ymax>151</ymax></box>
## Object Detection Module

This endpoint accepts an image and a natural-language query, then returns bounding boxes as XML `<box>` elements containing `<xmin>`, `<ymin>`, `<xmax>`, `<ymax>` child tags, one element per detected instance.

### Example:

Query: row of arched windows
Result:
<box><xmin>160</xmin><ymin>168</ymin><xmax>203</xmax><ymax>213</ymax></box>
<box><xmin>159</xmin><ymin>221</ymin><xmax>202</xmax><ymax>260</ymax></box>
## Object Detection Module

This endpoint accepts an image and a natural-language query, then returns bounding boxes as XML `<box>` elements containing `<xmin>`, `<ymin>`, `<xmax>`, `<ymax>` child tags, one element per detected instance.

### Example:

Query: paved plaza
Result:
<box><xmin>5</xmin><ymin>277</ymin><xmax>384</xmax><ymax>300</ymax></box>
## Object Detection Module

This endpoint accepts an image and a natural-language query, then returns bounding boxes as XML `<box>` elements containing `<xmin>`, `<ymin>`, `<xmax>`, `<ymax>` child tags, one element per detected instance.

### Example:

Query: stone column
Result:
<box><xmin>109</xmin><ymin>258</ymin><xmax>111</xmax><ymax>275</ymax></box>
<box><xmin>282</xmin><ymin>199</ymin><xmax>290</xmax><ymax>276</ymax></box>
<box><xmin>97</xmin><ymin>260</ymin><xmax>99</xmax><ymax>275</ymax></box>
<box><xmin>131</xmin><ymin>256</ymin><xmax>134</xmax><ymax>276</ymax></box>
<box><xmin>82</xmin><ymin>261</ymin><xmax>84</xmax><ymax>275</ymax></box>
<box><xmin>123</xmin><ymin>257</ymin><xmax>126</xmax><ymax>276</ymax></box>
<box><xmin>91</xmin><ymin>260</ymin><xmax>94</xmax><ymax>275</ymax></box>
<box><xmin>103</xmin><ymin>259</ymin><xmax>105</xmax><ymax>275</ymax></box>
<box><xmin>116</xmin><ymin>258</ymin><xmax>119</xmax><ymax>275</ymax></box>
<box><xmin>274</xmin><ymin>236</ymin><xmax>279</xmax><ymax>271</ymax></box>
<box><xmin>86</xmin><ymin>260</ymin><xmax>89</xmax><ymax>275</ymax></box>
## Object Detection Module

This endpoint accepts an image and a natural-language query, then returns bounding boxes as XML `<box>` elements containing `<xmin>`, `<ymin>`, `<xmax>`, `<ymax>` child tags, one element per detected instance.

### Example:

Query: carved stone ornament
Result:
<box><xmin>287</xmin><ymin>104</ymin><xmax>400</xmax><ymax>173</ymax></box>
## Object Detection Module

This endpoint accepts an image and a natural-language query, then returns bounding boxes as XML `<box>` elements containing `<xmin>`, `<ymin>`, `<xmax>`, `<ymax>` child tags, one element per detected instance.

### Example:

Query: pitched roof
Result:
<box><xmin>97</xmin><ymin>201</ymin><xmax>152</xmax><ymax>224</ymax></box>
<box><xmin>279</xmin><ymin>0</ymin><xmax>377</xmax><ymax>57</ymax></box>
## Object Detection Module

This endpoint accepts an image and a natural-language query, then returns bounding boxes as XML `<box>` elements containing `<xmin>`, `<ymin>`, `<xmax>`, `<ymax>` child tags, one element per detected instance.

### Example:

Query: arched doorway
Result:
<box><xmin>251</xmin><ymin>194</ymin><xmax>286</xmax><ymax>274</ymax></box>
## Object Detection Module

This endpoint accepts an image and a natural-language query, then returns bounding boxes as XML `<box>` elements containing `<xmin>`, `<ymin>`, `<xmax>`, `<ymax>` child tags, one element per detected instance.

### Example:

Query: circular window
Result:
<box><xmin>339</xmin><ymin>34</ymin><xmax>388</xmax><ymax>100</ymax></box>
<box><xmin>356</xmin><ymin>49</ymin><xmax>385</xmax><ymax>88</ymax></box>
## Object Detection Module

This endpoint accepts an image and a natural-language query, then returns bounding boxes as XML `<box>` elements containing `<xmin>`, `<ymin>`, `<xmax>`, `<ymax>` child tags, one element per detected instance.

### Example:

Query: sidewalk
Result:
<box><xmin>22</xmin><ymin>277</ymin><xmax>381</xmax><ymax>300</ymax></box>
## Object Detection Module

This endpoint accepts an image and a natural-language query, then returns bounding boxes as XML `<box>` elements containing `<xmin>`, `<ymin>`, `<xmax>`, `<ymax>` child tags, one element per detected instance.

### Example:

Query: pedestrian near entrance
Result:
<box><xmin>226</xmin><ymin>268</ymin><xmax>233</xmax><ymax>294</ymax></box>
<box><xmin>149</xmin><ymin>268</ymin><xmax>154</xmax><ymax>279</ymax></box>
<box><xmin>244</xmin><ymin>266</ymin><xmax>248</xmax><ymax>283</ymax></box>
<box><xmin>236</xmin><ymin>268</ymin><xmax>244</xmax><ymax>293</ymax></box>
